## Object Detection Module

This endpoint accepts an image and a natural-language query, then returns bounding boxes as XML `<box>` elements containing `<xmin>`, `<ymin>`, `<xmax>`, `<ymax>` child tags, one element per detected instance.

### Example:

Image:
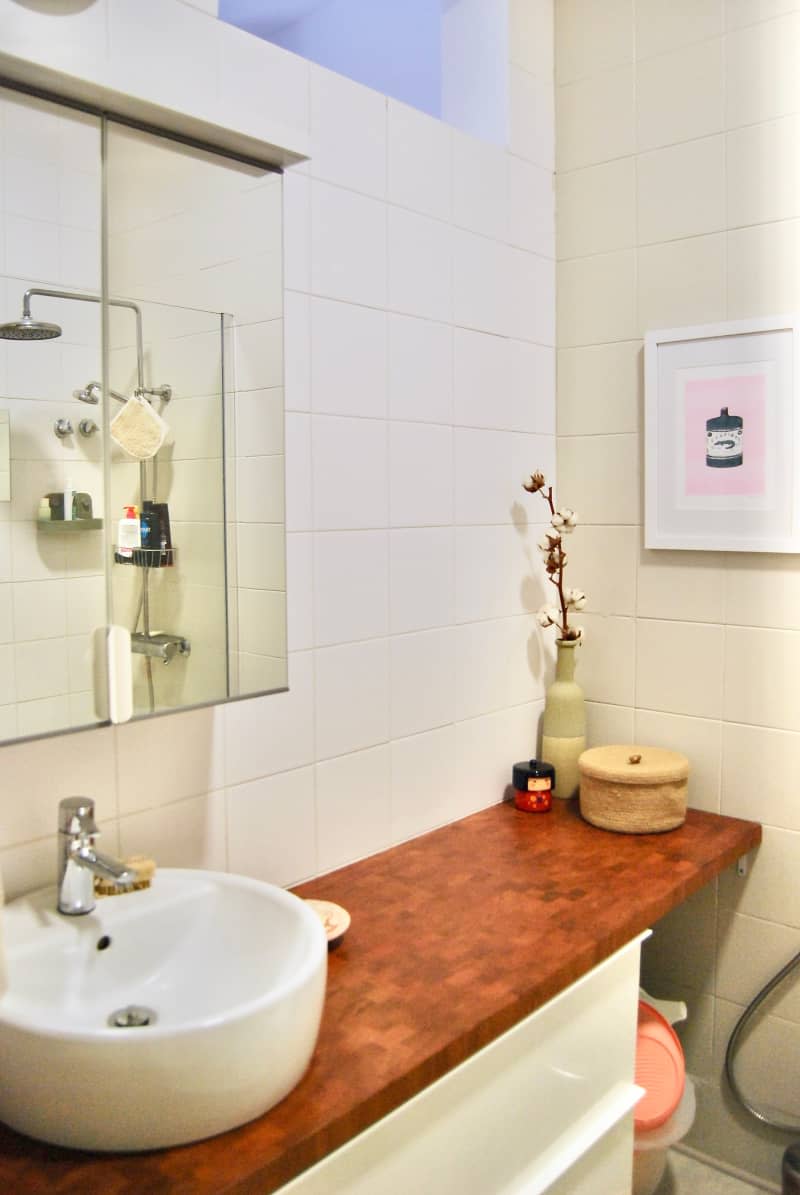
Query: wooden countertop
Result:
<box><xmin>0</xmin><ymin>798</ymin><xmax>760</xmax><ymax>1194</ymax></box>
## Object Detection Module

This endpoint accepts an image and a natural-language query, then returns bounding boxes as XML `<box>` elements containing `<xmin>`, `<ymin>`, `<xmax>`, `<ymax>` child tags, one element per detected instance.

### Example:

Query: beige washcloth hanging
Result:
<box><xmin>110</xmin><ymin>395</ymin><xmax>169</xmax><ymax>460</ymax></box>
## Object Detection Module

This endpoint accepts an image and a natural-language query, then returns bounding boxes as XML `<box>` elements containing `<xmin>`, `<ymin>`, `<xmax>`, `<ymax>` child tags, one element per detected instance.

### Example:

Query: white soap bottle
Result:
<box><xmin>117</xmin><ymin>505</ymin><xmax>141</xmax><ymax>561</ymax></box>
<box><xmin>63</xmin><ymin>476</ymin><xmax>74</xmax><ymax>521</ymax></box>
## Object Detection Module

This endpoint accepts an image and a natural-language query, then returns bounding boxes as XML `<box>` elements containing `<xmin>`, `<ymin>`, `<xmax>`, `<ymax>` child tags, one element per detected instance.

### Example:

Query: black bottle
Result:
<box><xmin>706</xmin><ymin>407</ymin><xmax>743</xmax><ymax>468</ymax></box>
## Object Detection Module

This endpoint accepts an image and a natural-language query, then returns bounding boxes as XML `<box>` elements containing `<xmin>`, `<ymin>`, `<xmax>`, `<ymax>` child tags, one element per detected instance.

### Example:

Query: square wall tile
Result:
<box><xmin>313</xmin><ymin>530</ymin><xmax>388</xmax><ymax>647</ymax></box>
<box><xmin>388</xmin><ymin>206</ymin><xmax>452</xmax><ymax>324</ymax></box>
<box><xmin>452</xmin><ymin>703</ymin><xmax>541</xmax><ymax>815</ymax></box>
<box><xmin>450</xmin><ymin>615</ymin><xmax>543</xmax><ymax>720</ymax></box>
<box><xmin>719</xmin><ymin>825</ymin><xmax>800</xmax><ymax>928</ymax></box>
<box><xmin>557</xmin><ymin>158</ymin><xmax>636</xmax><ymax>260</ymax></box>
<box><xmin>637</xmin><ymin>234</ymin><xmax>726</xmax><ymax>334</ymax></box>
<box><xmin>563</xmin><ymin>525</ymin><xmax>638</xmax><ymax>617</ymax></box>
<box><xmin>389</xmin><ymin>422</ymin><xmax>453</xmax><ymax>527</ymax></box>
<box><xmin>634</xmin><ymin>709</ymin><xmax>721</xmax><ymax>813</ymax></box>
<box><xmin>636</xmin><ymin>136</ymin><xmax>725</xmax><ymax>245</ymax></box>
<box><xmin>284</xmin><ymin>291</ymin><xmax>311</xmax><ymax>413</ymax></box>
<box><xmin>571</xmin><ymin>613</ymin><xmax>636</xmax><ymax>706</ymax></box>
<box><xmin>510</xmin><ymin>0</ymin><xmax>554</xmax><ymax>80</ymax></box>
<box><xmin>285</xmin><ymin>532</ymin><xmax>313</xmax><ymax>653</ymax></box>
<box><xmin>116</xmin><ymin>705</ymin><xmax>224</xmax><ymax>816</ymax></box>
<box><xmin>388</xmin><ymin>314</ymin><xmax>453</xmax><ymax>425</ymax></box>
<box><xmin>556</xmin><ymin>65</ymin><xmax>636</xmax><ymax>172</ymax></box>
<box><xmin>509</xmin><ymin>67</ymin><xmax>555</xmax><ymax>168</ymax></box>
<box><xmin>311</xmin><ymin>415</ymin><xmax>388</xmax><ymax>531</ymax></box>
<box><xmin>637</xmin><ymin>548</ymin><xmax>726</xmax><ymax>622</ymax></box>
<box><xmin>508</xmin><ymin>157</ymin><xmax>555</xmax><ymax>257</ymax></box>
<box><xmin>119</xmin><ymin>791</ymin><xmax>227</xmax><ymax>872</ymax></box>
<box><xmin>556</xmin><ymin>0</ymin><xmax>634</xmax><ymax>83</ymax></box>
<box><xmin>727</xmin><ymin>116</ymin><xmax>800</xmax><ymax>229</ymax></box>
<box><xmin>310</xmin><ymin>297</ymin><xmax>387</xmax><ymax>418</ymax></box>
<box><xmin>283</xmin><ymin>170</ymin><xmax>311</xmax><ymax>294</ymax></box>
<box><xmin>390</xmin><ymin>724</ymin><xmax>462</xmax><ymax>843</ymax></box>
<box><xmin>727</xmin><ymin>220</ymin><xmax>800</xmax><ymax>319</ymax></box>
<box><xmin>389</xmin><ymin>527</ymin><xmax>454</xmax><ymax>635</ymax></box>
<box><xmin>725</xmin><ymin>554</ymin><xmax>800</xmax><ymax>631</ymax></box>
<box><xmin>454</xmin><ymin>525</ymin><xmax>531</xmax><ymax>623</ymax></box>
<box><xmin>452</xmin><ymin>130</ymin><xmax>509</xmax><ymax>241</ymax></box>
<box><xmin>724</xmin><ymin>625</ymin><xmax>800</xmax><ymax>732</ymax></box>
<box><xmin>635</xmin><ymin>0</ymin><xmax>724</xmax><ymax>60</ymax></box>
<box><xmin>725</xmin><ymin>0</ymin><xmax>800</xmax><ymax>29</ymax></box>
<box><xmin>314</xmin><ymin>638</ymin><xmax>389</xmax><ymax>760</ymax></box>
<box><xmin>557</xmin><ymin>434</ymin><xmax>641</xmax><ymax>524</ymax></box>
<box><xmin>452</xmin><ymin>229</ymin><xmax>509</xmax><ymax>336</ymax></box>
<box><xmin>285</xmin><ymin>412</ymin><xmax>312</xmax><ymax>532</ymax></box>
<box><xmin>387</xmin><ymin>100</ymin><xmax>451</xmax><ymax>222</ymax></box>
<box><xmin>215</xmin><ymin>22</ymin><xmax>310</xmax><ymax>143</ymax></box>
<box><xmin>557</xmin><ymin>251</ymin><xmax>637</xmax><ymax>347</ymax></box>
<box><xmin>636</xmin><ymin>38</ymin><xmax>724</xmax><ymax>151</ymax></box>
<box><xmin>636</xmin><ymin>618</ymin><xmax>725</xmax><ymax>719</ymax></box>
<box><xmin>311</xmin><ymin>181</ymin><xmax>387</xmax><ymax>308</ymax></box>
<box><xmin>224</xmin><ymin>652</ymin><xmax>315</xmax><ymax>786</ymax></box>
<box><xmin>716</xmin><ymin>910</ymin><xmax>800</xmax><ymax>1022</ymax></box>
<box><xmin>227</xmin><ymin>768</ymin><xmax>317</xmax><ymax>888</ymax></box>
<box><xmin>721</xmin><ymin>722</ymin><xmax>800</xmax><ymax>830</ymax></box>
<box><xmin>585</xmin><ymin>700</ymin><xmax>636</xmax><ymax>746</ymax></box>
<box><xmin>390</xmin><ymin>628</ymin><xmax>456</xmax><ymax>738</ymax></box>
<box><xmin>507</xmin><ymin>247</ymin><xmax>556</xmax><ymax>346</ymax></box>
<box><xmin>308</xmin><ymin>66</ymin><xmax>386</xmax><ymax>199</ymax></box>
<box><xmin>455</xmin><ymin>427</ymin><xmax>555</xmax><ymax>526</ymax></box>
<box><xmin>641</xmin><ymin>883</ymin><xmax>719</xmax><ymax>994</ymax></box>
<box><xmin>726</xmin><ymin>12</ymin><xmax>800</xmax><ymax>129</ymax></box>
<box><xmin>558</xmin><ymin>341</ymin><xmax>641</xmax><ymax>436</ymax></box>
<box><xmin>315</xmin><ymin>745</ymin><xmax>391</xmax><ymax>874</ymax></box>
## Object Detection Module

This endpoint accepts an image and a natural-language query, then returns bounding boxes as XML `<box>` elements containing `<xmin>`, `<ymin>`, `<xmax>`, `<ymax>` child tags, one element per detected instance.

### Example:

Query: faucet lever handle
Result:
<box><xmin>58</xmin><ymin>796</ymin><xmax>98</xmax><ymax>836</ymax></box>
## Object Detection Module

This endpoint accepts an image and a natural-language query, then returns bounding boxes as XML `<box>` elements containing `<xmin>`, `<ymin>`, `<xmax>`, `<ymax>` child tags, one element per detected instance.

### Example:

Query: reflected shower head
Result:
<box><xmin>0</xmin><ymin>312</ymin><xmax>62</xmax><ymax>341</ymax></box>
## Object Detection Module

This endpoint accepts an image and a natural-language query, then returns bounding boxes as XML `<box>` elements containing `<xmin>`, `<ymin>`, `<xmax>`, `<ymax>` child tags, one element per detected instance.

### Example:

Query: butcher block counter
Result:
<box><xmin>0</xmin><ymin>797</ymin><xmax>760</xmax><ymax>1194</ymax></box>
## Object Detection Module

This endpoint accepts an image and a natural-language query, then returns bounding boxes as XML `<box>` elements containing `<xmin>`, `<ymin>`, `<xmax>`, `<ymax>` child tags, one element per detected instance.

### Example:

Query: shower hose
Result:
<box><xmin>725</xmin><ymin>944</ymin><xmax>800</xmax><ymax>1133</ymax></box>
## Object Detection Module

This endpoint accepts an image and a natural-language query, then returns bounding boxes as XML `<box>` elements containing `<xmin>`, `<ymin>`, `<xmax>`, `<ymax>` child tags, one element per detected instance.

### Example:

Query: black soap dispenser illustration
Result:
<box><xmin>706</xmin><ymin>407</ymin><xmax>743</xmax><ymax>468</ymax></box>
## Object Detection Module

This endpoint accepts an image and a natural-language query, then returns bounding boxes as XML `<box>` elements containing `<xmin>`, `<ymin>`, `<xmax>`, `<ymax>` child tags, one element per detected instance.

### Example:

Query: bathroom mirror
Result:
<box><xmin>0</xmin><ymin>83</ymin><xmax>287</xmax><ymax>742</ymax></box>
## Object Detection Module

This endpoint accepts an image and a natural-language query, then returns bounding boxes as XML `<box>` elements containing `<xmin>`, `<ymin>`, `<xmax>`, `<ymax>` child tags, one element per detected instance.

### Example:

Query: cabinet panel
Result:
<box><xmin>278</xmin><ymin>936</ymin><xmax>644</xmax><ymax>1195</ymax></box>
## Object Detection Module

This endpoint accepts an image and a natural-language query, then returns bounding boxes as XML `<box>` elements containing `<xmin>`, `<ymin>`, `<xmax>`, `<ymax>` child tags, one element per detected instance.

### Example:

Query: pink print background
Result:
<box><xmin>683</xmin><ymin>373</ymin><xmax>767</xmax><ymax>497</ymax></box>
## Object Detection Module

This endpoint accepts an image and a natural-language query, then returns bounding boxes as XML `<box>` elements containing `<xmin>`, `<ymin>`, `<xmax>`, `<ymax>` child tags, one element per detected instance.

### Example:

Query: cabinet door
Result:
<box><xmin>278</xmin><ymin>936</ymin><xmax>645</xmax><ymax>1195</ymax></box>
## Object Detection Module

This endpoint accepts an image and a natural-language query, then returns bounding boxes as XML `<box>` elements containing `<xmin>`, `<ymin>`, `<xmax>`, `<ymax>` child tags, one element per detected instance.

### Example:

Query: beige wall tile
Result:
<box><xmin>636</xmin><ymin>38</ymin><xmax>724</xmax><ymax>151</ymax></box>
<box><xmin>637</xmin><ymin>548</ymin><xmax>726</xmax><ymax>623</ymax></box>
<box><xmin>635</xmin><ymin>0</ymin><xmax>724</xmax><ymax>60</ymax></box>
<box><xmin>726</xmin><ymin>0</ymin><xmax>800</xmax><ymax>30</ymax></box>
<box><xmin>724</xmin><ymin>625</ymin><xmax>800</xmax><ymax>731</ymax></box>
<box><xmin>634</xmin><ymin>708</ymin><xmax>722</xmax><ymax>812</ymax></box>
<box><xmin>563</xmin><ymin>525</ymin><xmax>638</xmax><ymax>617</ymax></box>
<box><xmin>571</xmin><ymin>613</ymin><xmax>636</xmax><ymax>706</ymax></box>
<box><xmin>714</xmin><ymin>996</ymin><xmax>800</xmax><ymax>1121</ymax></box>
<box><xmin>719</xmin><ymin>825</ymin><xmax>800</xmax><ymax>925</ymax></box>
<box><xmin>725</xmin><ymin>554</ymin><xmax>800</xmax><ymax>631</ymax></box>
<box><xmin>727</xmin><ymin>116</ymin><xmax>800</xmax><ymax>229</ymax></box>
<box><xmin>556</xmin><ymin>66</ymin><xmax>635</xmax><ymax>171</ymax></box>
<box><xmin>558</xmin><ymin>250</ymin><xmax>637</xmax><ymax>346</ymax></box>
<box><xmin>557</xmin><ymin>341</ymin><xmax>641</xmax><ymax>436</ymax></box>
<box><xmin>556</xmin><ymin>0</ymin><xmax>634</xmax><ymax>84</ymax></box>
<box><xmin>717</xmin><ymin>909</ymin><xmax>800</xmax><ymax>1022</ymax></box>
<box><xmin>637</xmin><ymin>233</ymin><xmax>726</xmax><ymax>334</ymax></box>
<box><xmin>637</xmin><ymin>618</ymin><xmax>725</xmax><ymax>718</ymax></box>
<box><xmin>556</xmin><ymin>157</ymin><xmax>636</xmax><ymax>259</ymax></box>
<box><xmin>637</xmin><ymin>136</ymin><xmax>726</xmax><ymax>245</ymax></box>
<box><xmin>722</xmin><ymin>722</ymin><xmax>800</xmax><ymax>829</ymax></box>
<box><xmin>726</xmin><ymin>12</ymin><xmax>800</xmax><ymax>129</ymax></box>
<box><xmin>585</xmin><ymin>699</ymin><xmax>636</xmax><ymax>746</ymax></box>
<box><xmin>557</xmin><ymin>433</ymin><xmax>641</xmax><ymax>524</ymax></box>
<box><xmin>641</xmin><ymin>882</ymin><xmax>718</xmax><ymax>995</ymax></box>
<box><xmin>509</xmin><ymin>0</ymin><xmax>554</xmax><ymax>80</ymax></box>
<box><xmin>727</xmin><ymin>219</ymin><xmax>800</xmax><ymax>318</ymax></box>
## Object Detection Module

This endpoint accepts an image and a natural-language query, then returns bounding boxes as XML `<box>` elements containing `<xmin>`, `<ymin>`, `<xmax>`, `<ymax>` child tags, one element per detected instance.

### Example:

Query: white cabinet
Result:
<box><xmin>278</xmin><ymin>936</ymin><xmax>645</xmax><ymax>1195</ymax></box>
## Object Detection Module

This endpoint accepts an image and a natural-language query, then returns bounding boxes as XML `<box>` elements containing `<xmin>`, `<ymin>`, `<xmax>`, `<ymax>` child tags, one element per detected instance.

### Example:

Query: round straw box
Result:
<box><xmin>578</xmin><ymin>745</ymin><xmax>689</xmax><ymax>834</ymax></box>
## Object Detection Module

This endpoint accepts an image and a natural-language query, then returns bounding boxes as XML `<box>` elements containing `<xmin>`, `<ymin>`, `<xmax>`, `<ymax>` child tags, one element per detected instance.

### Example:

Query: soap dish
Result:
<box><xmin>306</xmin><ymin>899</ymin><xmax>350</xmax><ymax>950</ymax></box>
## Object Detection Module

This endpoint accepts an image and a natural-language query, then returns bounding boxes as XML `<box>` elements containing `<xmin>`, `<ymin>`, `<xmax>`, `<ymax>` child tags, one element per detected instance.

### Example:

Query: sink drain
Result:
<box><xmin>108</xmin><ymin>1005</ymin><xmax>157</xmax><ymax>1028</ymax></box>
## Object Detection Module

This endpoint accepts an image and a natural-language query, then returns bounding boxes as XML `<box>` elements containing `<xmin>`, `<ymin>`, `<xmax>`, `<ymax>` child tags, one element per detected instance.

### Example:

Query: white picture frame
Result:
<box><xmin>644</xmin><ymin>315</ymin><xmax>800</xmax><ymax>553</ymax></box>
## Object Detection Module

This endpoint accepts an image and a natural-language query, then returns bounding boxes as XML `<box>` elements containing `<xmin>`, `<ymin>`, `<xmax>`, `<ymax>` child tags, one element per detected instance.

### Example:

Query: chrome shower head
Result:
<box><xmin>0</xmin><ymin>312</ymin><xmax>62</xmax><ymax>341</ymax></box>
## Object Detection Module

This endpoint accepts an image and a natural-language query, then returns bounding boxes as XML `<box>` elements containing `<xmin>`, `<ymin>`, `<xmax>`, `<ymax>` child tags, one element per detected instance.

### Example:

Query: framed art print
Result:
<box><xmin>644</xmin><ymin>315</ymin><xmax>800</xmax><ymax>552</ymax></box>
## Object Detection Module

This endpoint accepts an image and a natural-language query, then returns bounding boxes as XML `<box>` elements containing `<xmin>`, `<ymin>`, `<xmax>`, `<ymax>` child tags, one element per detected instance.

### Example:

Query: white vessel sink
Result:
<box><xmin>0</xmin><ymin>869</ymin><xmax>327</xmax><ymax>1152</ymax></box>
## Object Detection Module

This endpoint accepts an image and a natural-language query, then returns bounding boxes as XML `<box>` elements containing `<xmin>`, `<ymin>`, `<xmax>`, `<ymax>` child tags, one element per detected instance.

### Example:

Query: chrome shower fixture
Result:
<box><xmin>74</xmin><ymin>382</ymin><xmax>127</xmax><ymax>405</ymax></box>
<box><xmin>0</xmin><ymin>294</ymin><xmax>62</xmax><ymax>340</ymax></box>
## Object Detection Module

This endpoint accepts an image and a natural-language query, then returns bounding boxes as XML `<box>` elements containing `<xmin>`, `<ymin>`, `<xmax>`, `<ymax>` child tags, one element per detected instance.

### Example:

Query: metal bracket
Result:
<box><xmin>736</xmin><ymin>854</ymin><xmax>749</xmax><ymax>877</ymax></box>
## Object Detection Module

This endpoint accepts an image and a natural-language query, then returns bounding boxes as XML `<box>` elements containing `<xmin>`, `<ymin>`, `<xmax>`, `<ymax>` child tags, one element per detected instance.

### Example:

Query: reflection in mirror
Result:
<box><xmin>0</xmin><ymin>84</ymin><xmax>286</xmax><ymax>744</ymax></box>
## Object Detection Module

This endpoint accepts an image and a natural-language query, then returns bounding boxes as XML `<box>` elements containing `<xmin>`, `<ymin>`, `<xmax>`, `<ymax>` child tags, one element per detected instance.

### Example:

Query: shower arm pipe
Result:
<box><xmin>23</xmin><ymin>287</ymin><xmax>145</xmax><ymax>391</ymax></box>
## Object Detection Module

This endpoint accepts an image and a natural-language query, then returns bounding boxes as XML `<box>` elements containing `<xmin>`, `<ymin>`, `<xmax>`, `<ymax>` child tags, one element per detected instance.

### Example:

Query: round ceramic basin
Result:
<box><xmin>0</xmin><ymin>869</ymin><xmax>327</xmax><ymax>1151</ymax></box>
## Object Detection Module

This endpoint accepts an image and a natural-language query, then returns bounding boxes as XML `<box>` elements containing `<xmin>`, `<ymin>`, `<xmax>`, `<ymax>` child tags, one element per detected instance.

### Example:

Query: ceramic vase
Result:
<box><xmin>541</xmin><ymin>638</ymin><xmax>586</xmax><ymax>800</ymax></box>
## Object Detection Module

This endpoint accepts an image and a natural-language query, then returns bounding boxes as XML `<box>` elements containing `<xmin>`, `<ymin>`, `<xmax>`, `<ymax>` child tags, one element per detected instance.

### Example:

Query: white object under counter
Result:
<box><xmin>278</xmin><ymin>935</ymin><xmax>646</xmax><ymax>1195</ymax></box>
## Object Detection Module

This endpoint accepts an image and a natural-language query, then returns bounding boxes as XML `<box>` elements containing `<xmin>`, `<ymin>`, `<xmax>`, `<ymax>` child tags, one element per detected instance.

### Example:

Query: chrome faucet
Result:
<box><xmin>57</xmin><ymin>797</ymin><xmax>136</xmax><ymax>916</ymax></box>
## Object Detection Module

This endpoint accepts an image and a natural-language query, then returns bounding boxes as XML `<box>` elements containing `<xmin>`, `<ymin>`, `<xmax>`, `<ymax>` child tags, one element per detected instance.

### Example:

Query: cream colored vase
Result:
<box><xmin>541</xmin><ymin>639</ymin><xmax>586</xmax><ymax>800</ymax></box>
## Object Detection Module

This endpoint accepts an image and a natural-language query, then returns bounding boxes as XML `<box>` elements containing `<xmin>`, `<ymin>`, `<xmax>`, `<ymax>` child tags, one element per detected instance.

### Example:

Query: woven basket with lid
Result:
<box><xmin>578</xmin><ymin>744</ymin><xmax>689</xmax><ymax>834</ymax></box>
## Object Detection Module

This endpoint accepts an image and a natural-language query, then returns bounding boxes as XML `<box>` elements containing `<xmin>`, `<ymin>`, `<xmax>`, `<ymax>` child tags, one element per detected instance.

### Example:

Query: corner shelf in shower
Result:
<box><xmin>37</xmin><ymin>518</ymin><xmax>103</xmax><ymax>532</ymax></box>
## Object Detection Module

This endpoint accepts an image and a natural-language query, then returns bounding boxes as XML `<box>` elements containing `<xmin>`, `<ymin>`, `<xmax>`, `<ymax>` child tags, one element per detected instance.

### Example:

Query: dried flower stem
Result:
<box><xmin>539</xmin><ymin>485</ymin><xmax>569</xmax><ymax>638</ymax></box>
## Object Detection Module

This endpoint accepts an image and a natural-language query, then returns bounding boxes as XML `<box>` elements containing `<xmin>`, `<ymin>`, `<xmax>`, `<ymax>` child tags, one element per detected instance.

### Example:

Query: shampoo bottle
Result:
<box><xmin>116</xmin><ymin>505</ymin><xmax>140</xmax><ymax>562</ymax></box>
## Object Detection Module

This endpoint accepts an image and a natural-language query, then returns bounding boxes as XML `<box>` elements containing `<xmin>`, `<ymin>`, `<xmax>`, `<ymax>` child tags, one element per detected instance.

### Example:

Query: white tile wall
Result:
<box><xmin>558</xmin><ymin>3</ymin><xmax>800</xmax><ymax>1183</ymax></box>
